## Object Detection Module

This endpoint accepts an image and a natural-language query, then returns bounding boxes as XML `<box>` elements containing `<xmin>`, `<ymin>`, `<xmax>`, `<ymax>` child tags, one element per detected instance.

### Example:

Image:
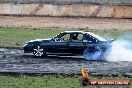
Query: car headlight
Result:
<box><xmin>23</xmin><ymin>43</ymin><xmax>28</xmax><ymax>47</ymax></box>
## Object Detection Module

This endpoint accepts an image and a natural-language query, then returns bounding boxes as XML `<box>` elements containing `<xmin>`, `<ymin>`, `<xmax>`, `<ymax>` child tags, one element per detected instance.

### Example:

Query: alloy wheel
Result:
<box><xmin>33</xmin><ymin>45</ymin><xmax>45</xmax><ymax>57</ymax></box>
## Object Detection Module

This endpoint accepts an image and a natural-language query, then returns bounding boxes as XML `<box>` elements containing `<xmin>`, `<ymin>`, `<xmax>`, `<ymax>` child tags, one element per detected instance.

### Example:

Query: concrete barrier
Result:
<box><xmin>0</xmin><ymin>3</ymin><xmax>132</xmax><ymax>18</ymax></box>
<box><xmin>1</xmin><ymin>0</ymin><xmax>132</xmax><ymax>6</ymax></box>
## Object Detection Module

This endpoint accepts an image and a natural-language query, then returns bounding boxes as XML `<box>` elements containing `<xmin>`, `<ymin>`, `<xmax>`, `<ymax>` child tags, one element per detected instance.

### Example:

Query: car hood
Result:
<box><xmin>27</xmin><ymin>38</ymin><xmax>51</xmax><ymax>43</ymax></box>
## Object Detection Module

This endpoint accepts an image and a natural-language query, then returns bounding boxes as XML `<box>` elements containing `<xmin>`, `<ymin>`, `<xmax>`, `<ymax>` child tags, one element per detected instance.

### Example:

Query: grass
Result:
<box><xmin>0</xmin><ymin>75</ymin><xmax>80</xmax><ymax>88</ymax></box>
<box><xmin>0</xmin><ymin>27</ymin><xmax>132</xmax><ymax>48</ymax></box>
<box><xmin>0</xmin><ymin>28</ymin><xmax>60</xmax><ymax>47</ymax></box>
<box><xmin>0</xmin><ymin>75</ymin><xmax>131</xmax><ymax>88</ymax></box>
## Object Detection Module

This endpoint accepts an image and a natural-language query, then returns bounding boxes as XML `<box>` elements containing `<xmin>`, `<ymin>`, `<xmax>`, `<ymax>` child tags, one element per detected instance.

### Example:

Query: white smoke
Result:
<box><xmin>105</xmin><ymin>39</ymin><xmax>132</xmax><ymax>62</ymax></box>
<box><xmin>83</xmin><ymin>34</ymin><xmax>132</xmax><ymax>62</ymax></box>
<box><xmin>83</xmin><ymin>47</ymin><xmax>102</xmax><ymax>60</ymax></box>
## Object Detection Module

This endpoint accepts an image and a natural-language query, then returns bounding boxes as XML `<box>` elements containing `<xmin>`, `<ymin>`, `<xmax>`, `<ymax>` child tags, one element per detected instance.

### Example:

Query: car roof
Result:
<box><xmin>63</xmin><ymin>31</ymin><xmax>95</xmax><ymax>34</ymax></box>
<box><xmin>64</xmin><ymin>31</ymin><xmax>84</xmax><ymax>34</ymax></box>
<box><xmin>63</xmin><ymin>31</ymin><xmax>106</xmax><ymax>41</ymax></box>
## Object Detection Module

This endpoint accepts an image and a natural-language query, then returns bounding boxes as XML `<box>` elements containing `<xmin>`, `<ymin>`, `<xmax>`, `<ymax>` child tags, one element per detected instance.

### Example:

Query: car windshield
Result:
<box><xmin>53</xmin><ymin>33</ymin><xmax>61</xmax><ymax>38</ymax></box>
<box><xmin>85</xmin><ymin>32</ymin><xmax>106</xmax><ymax>41</ymax></box>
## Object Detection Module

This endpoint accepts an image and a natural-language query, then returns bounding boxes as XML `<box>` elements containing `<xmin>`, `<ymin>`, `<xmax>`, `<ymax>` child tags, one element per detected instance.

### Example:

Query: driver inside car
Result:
<box><xmin>70</xmin><ymin>34</ymin><xmax>79</xmax><ymax>41</ymax></box>
<box><xmin>72</xmin><ymin>34</ymin><xmax>78</xmax><ymax>40</ymax></box>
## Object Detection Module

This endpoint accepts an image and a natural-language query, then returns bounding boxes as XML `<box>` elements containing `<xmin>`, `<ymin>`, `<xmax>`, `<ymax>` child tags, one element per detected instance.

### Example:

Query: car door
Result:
<box><xmin>68</xmin><ymin>33</ymin><xmax>86</xmax><ymax>54</ymax></box>
<box><xmin>44</xmin><ymin>33</ymin><xmax>70</xmax><ymax>53</ymax></box>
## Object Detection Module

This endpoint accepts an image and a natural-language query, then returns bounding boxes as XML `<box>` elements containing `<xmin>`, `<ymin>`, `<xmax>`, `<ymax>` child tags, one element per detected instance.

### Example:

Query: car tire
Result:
<box><xmin>33</xmin><ymin>45</ymin><xmax>46</xmax><ymax>57</ymax></box>
<box><xmin>83</xmin><ymin>47</ymin><xmax>102</xmax><ymax>60</ymax></box>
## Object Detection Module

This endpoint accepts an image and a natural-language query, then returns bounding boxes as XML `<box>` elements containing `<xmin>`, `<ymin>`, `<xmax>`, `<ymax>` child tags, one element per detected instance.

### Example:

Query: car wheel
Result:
<box><xmin>33</xmin><ymin>45</ymin><xmax>46</xmax><ymax>57</ymax></box>
<box><xmin>83</xmin><ymin>47</ymin><xmax>102</xmax><ymax>60</ymax></box>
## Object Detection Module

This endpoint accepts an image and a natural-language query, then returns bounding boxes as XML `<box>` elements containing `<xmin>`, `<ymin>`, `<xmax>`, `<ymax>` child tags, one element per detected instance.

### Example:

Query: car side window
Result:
<box><xmin>77</xmin><ymin>34</ymin><xmax>83</xmax><ymax>41</ymax></box>
<box><xmin>61</xmin><ymin>33</ymin><xmax>70</xmax><ymax>41</ymax></box>
<box><xmin>85</xmin><ymin>34</ymin><xmax>97</xmax><ymax>43</ymax></box>
<box><xmin>70</xmin><ymin>34</ymin><xmax>83</xmax><ymax>42</ymax></box>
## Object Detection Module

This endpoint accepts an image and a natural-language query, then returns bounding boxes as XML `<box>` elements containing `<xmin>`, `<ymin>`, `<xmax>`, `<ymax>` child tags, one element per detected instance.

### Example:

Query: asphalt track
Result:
<box><xmin>0</xmin><ymin>48</ymin><xmax>132</xmax><ymax>76</ymax></box>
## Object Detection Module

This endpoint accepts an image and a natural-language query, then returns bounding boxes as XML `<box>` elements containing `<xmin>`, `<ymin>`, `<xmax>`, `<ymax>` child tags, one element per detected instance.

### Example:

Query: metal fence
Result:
<box><xmin>0</xmin><ymin>0</ymin><xmax>132</xmax><ymax>5</ymax></box>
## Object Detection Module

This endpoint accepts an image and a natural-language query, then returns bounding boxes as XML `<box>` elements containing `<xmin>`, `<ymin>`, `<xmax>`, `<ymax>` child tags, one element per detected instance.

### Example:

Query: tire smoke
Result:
<box><xmin>105</xmin><ymin>40</ymin><xmax>132</xmax><ymax>62</ymax></box>
<box><xmin>83</xmin><ymin>47</ymin><xmax>102</xmax><ymax>60</ymax></box>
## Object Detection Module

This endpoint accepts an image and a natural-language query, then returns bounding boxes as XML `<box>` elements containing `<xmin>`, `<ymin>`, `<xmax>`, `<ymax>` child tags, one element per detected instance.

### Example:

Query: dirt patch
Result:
<box><xmin>0</xmin><ymin>48</ymin><xmax>132</xmax><ymax>75</ymax></box>
<box><xmin>0</xmin><ymin>16</ymin><xmax>132</xmax><ymax>31</ymax></box>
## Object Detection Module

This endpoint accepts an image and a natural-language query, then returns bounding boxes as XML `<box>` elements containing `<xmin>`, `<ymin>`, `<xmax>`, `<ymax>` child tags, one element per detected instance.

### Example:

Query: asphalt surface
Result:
<box><xmin>0</xmin><ymin>48</ymin><xmax>132</xmax><ymax>76</ymax></box>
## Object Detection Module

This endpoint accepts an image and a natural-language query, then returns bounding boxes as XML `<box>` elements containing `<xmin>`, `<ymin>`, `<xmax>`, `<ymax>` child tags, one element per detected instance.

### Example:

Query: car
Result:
<box><xmin>23</xmin><ymin>31</ymin><xmax>114</xmax><ymax>60</ymax></box>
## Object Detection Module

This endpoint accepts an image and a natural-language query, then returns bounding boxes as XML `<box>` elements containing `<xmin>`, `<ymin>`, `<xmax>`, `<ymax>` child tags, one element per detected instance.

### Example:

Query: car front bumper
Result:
<box><xmin>23</xmin><ymin>43</ymin><xmax>33</xmax><ymax>53</ymax></box>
